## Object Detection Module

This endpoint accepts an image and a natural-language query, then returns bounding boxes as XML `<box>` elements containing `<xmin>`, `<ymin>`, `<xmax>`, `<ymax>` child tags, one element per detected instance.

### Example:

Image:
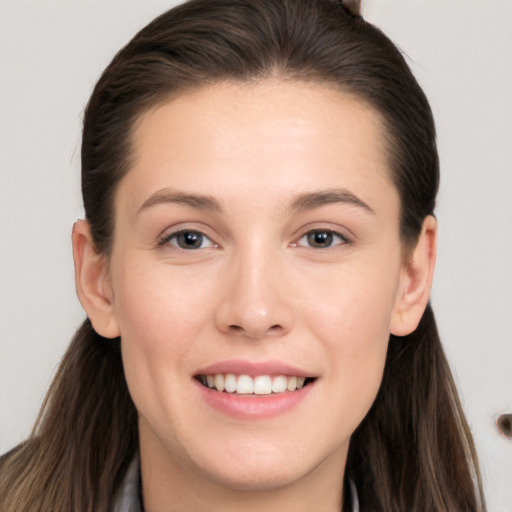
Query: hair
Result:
<box><xmin>0</xmin><ymin>1</ymin><xmax>486</xmax><ymax>511</ymax></box>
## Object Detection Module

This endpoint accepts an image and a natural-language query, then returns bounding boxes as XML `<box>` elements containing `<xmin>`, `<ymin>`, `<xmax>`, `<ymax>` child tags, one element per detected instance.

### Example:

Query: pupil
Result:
<box><xmin>178</xmin><ymin>232</ymin><xmax>202</xmax><ymax>249</ymax></box>
<box><xmin>308</xmin><ymin>231</ymin><xmax>332</xmax><ymax>248</ymax></box>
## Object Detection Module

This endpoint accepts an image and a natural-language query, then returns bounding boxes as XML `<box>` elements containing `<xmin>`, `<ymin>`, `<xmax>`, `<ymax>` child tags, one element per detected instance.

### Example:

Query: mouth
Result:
<box><xmin>194</xmin><ymin>373</ymin><xmax>316</xmax><ymax>395</ymax></box>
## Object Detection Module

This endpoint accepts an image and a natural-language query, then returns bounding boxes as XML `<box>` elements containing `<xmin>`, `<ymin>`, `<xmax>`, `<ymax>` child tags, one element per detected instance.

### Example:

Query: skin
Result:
<box><xmin>73</xmin><ymin>80</ymin><xmax>436</xmax><ymax>512</ymax></box>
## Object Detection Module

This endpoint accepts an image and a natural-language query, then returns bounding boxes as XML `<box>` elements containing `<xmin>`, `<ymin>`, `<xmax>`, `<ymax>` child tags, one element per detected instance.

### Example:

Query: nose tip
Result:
<box><xmin>214</xmin><ymin>271</ymin><xmax>294</xmax><ymax>340</ymax></box>
<box><xmin>224</xmin><ymin>303</ymin><xmax>289</xmax><ymax>339</ymax></box>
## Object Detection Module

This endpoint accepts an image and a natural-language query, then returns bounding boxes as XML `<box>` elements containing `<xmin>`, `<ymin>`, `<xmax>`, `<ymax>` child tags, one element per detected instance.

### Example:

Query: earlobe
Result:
<box><xmin>72</xmin><ymin>220</ymin><xmax>120</xmax><ymax>339</ymax></box>
<box><xmin>390</xmin><ymin>215</ymin><xmax>437</xmax><ymax>337</ymax></box>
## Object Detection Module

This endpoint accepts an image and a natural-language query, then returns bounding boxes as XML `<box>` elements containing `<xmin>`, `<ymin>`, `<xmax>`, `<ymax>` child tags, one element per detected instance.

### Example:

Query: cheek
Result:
<box><xmin>112</xmin><ymin>260</ymin><xmax>216</xmax><ymax>349</ymax></box>
<box><xmin>302</xmin><ymin>261</ymin><xmax>398</xmax><ymax>416</ymax></box>
<box><xmin>110</xmin><ymin>261</ymin><xmax>218</xmax><ymax>406</ymax></box>
<box><xmin>304</xmin><ymin>258</ymin><xmax>399</xmax><ymax>344</ymax></box>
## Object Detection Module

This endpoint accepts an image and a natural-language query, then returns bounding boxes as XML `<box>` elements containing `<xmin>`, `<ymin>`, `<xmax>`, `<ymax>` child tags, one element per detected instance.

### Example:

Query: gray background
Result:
<box><xmin>1</xmin><ymin>1</ymin><xmax>511</xmax><ymax>509</ymax></box>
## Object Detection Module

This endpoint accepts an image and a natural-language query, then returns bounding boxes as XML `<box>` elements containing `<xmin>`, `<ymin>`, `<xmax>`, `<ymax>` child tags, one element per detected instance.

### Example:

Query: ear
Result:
<box><xmin>72</xmin><ymin>220</ymin><xmax>120</xmax><ymax>338</ymax></box>
<box><xmin>390</xmin><ymin>215</ymin><xmax>437</xmax><ymax>336</ymax></box>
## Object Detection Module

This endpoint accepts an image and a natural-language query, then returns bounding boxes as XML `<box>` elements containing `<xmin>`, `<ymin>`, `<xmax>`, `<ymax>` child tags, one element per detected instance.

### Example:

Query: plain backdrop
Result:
<box><xmin>1</xmin><ymin>1</ymin><xmax>511</xmax><ymax>510</ymax></box>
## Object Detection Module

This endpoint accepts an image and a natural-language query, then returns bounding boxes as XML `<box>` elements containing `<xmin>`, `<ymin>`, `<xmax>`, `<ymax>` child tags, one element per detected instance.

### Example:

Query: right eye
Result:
<box><xmin>294</xmin><ymin>229</ymin><xmax>350</xmax><ymax>249</ymax></box>
<box><xmin>159</xmin><ymin>230</ymin><xmax>214</xmax><ymax>250</ymax></box>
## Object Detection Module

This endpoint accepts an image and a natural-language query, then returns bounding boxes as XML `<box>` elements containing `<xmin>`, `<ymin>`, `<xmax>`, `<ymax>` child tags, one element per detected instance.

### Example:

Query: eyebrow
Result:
<box><xmin>138</xmin><ymin>189</ymin><xmax>223</xmax><ymax>214</ymax></box>
<box><xmin>138</xmin><ymin>187</ymin><xmax>374</xmax><ymax>216</ymax></box>
<box><xmin>289</xmin><ymin>188</ymin><xmax>375</xmax><ymax>214</ymax></box>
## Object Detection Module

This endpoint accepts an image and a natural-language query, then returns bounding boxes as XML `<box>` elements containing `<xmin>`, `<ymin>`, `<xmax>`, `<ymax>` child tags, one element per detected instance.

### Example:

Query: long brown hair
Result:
<box><xmin>0</xmin><ymin>1</ymin><xmax>486</xmax><ymax>510</ymax></box>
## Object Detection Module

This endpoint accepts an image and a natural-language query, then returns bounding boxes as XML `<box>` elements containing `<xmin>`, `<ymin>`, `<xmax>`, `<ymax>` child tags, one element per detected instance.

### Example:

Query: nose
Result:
<box><xmin>214</xmin><ymin>249</ymin><xmax>295</xmax><ymax>340</ymax></box>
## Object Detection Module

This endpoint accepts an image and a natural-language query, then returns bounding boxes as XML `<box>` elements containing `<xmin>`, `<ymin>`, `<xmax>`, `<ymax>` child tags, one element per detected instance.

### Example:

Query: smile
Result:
<box><xmin>195</xmin><ymin>374</ymin><xmax>314</xmax><ymax>395</ymax></box>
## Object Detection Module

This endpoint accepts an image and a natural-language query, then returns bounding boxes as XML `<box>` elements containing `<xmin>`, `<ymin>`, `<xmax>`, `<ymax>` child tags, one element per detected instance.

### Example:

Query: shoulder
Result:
<box><xmin>0</xmin><ymin>439</ymin><xmax>40</xmax><ymax>480</ymax></box>
<box><xmin>0</xmin><ymin>444</ymin><xmax>24</xmax><ymax>472</ymax></box>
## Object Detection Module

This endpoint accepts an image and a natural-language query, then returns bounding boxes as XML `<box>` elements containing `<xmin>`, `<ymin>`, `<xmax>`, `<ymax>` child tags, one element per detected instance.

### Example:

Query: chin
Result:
<box><xmin>189</xmin><ymin>434</ymin><xmax>346</xmax><ymax>494</ymax></box>
<box><xmin>198</xmin><ymin>458</ymin><xmax>312</xmax><ymax>492</ymax></box>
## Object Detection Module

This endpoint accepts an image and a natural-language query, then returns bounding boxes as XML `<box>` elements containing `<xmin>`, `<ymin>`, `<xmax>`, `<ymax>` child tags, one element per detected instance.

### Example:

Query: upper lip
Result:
<box><xmin>195</xmin><ymin>359</ymin><xmax>315</xmax><ymax>378</ymax></box>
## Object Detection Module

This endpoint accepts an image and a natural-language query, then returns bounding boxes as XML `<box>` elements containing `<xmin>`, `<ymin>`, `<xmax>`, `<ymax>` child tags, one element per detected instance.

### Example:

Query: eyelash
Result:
<box><xmin>157</xmin><ymin>229</ymin><xmax>215</xmax><ymax>250</ymax></box>
<box><xmin>157</xmin><ymin>228</ymin><xmax>350</xmax><ymax>251</ymax></box>
<box><xmin>293</xmin><ymin>229</ymin><xmax>351</xmax><ymax>249</ymax></box>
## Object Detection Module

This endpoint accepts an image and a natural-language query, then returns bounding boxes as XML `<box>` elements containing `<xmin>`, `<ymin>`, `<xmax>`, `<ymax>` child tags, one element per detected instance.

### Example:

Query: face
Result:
<box><xmin>101</xmin><ymin>81</ymin><xmax>409</xmax><ymax>495</ymax></box>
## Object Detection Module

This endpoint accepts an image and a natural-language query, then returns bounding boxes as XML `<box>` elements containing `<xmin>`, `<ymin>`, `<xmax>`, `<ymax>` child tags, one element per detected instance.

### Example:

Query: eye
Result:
<box><xmin>160</xmin><ymin>230</ymin><xmax>214</xmax><ymax>250</ymax></box>
<box><xmin>295</xmin><ymin>229</ymin><xmax>349</xmax><ymax>249</ymax></box>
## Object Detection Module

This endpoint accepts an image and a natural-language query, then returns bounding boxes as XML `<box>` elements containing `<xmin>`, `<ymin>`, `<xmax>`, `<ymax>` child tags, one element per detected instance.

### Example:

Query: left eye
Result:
<box><xmin>163</xmin><ymin>230</ymin><xmax>214</xmax><ymax>250</ymax></box>
<box><xmin>296</xmin><ymin>230</ymin><xmax>348</xmax><ymax>249</ymax></box>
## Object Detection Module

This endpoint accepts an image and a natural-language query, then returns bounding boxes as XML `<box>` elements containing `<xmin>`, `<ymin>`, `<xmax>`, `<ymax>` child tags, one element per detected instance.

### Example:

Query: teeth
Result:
<box><xmin>199</xmin><ymin>373</ymin><xmax>311</xmax><ymax>395</ymax></box>
<box><xmin>225</xmin><ymin>373</ymin><xmax>237</xmax><ymax>393</ymax></box>
<box><xmin>253</xmin><ymin>375</ymin><xmax>272</xmax><ymax>395</ymax></box>
<box><xmin>286</xmin><ymin>376</ymin><xmax>297</xmax><ymax>391</ymax></box>
<box><xmin>213</xmin><ymin>374</ymin><xmax>225</xmax><ymax>392</ymax></box>
<box><xmin>271</xmin><ymin>375</ymin><xmax>287</xmax><ymax>393</ymax></box>
<box><xmin>237</xmin><ymin>375</ymin><xmax>254</xmax><ymax>394</ymax></box>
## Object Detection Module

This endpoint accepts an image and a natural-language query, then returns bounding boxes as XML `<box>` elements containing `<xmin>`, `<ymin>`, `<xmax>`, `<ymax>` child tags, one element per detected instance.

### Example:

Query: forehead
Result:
<box><xmin>131</xmin><ymin>79</ymin><xmax>388</xmax><ymax>158</ymax></box>
<box><xmin>119</xmin><ymin>79</ymin><xmax>396</xmax><ymax>216</ymax></box>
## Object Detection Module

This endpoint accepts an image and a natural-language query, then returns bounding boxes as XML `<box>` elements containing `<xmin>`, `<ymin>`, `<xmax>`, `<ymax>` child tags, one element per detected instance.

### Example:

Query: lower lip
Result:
<box><xmin>193</xmin><ymin>379</ymin><xmax>315</xmax><ymax>420</ymax></box>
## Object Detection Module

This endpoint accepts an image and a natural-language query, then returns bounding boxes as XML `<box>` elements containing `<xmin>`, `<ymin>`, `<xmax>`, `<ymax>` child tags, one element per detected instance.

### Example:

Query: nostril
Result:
<box><xmin>226</xmin><ymin>323</ymin><xmax>284</xmax><ymax>337</ymax></box>
<box><xmin>215</xmin><ymin>295</ymin><xmax>294</xmax><ymax>339</ymax></box>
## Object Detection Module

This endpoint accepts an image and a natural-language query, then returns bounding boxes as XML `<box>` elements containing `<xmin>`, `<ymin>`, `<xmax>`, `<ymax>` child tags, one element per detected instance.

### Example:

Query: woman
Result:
<box><xmin>0</xmin><ymin>0</ymin><xmax>486</xmax><ymax>510</ymax></box>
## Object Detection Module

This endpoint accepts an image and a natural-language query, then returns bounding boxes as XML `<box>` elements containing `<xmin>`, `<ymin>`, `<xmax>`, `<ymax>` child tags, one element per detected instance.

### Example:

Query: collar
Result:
<box><xmin>112</xmin><ymin>456</ymin><xmax>360</xmax><ymax>512</ymax></box>
<box><xmin>111</xmin><ymin>455</ymin><xmax>142</xmax><ymax>512</ymax></box>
